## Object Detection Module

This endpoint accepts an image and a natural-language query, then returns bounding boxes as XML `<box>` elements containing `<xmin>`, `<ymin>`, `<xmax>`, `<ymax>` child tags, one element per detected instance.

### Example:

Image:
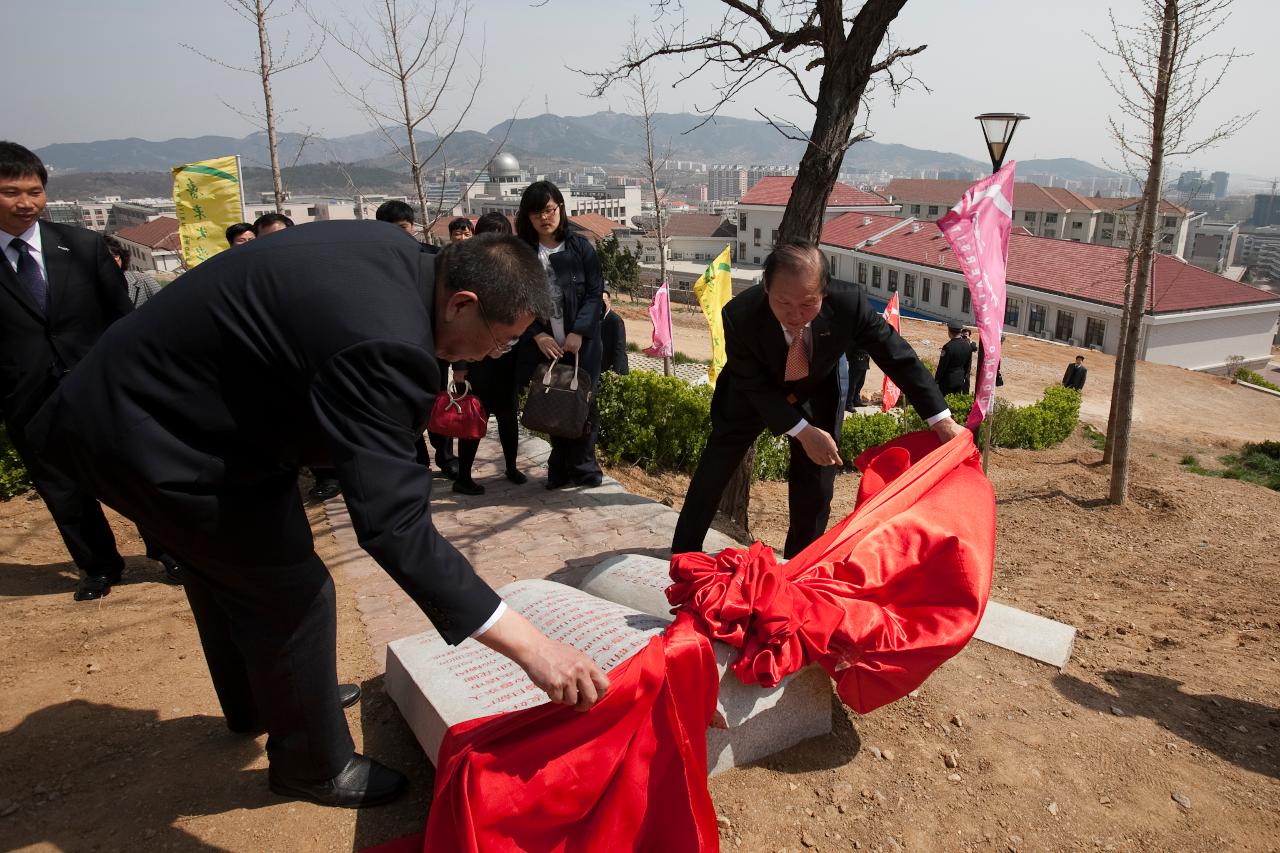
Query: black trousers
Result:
<box><xmin>547</xmin><ymin>395</ymin><xmax>602</xmax><ymax>485</ymax></box>
<box><xmin>178</xmin><ymin>546</ymin><xmax>353</xmax><ymax>781</ymax></box>
<box><xmin>672</xmin><ymin>372</ymin><xmax>843</xmax><ymax>559</ymax></box>
<box><xmin>5</xmin><ymin>414</ymin><xmax>124</xmax><ymax>579</ymax></box>
<box><xmin>458</xmin><ymin>351</ymin><xmax>521</xmax><ymax>479</ymax></box>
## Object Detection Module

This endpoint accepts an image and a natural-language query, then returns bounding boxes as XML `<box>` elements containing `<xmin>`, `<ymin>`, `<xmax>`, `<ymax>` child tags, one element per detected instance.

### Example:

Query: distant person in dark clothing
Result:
<box><xmin>375</xmin><ymin>200</ymin><xmax>417</xmax><ymax>237</ymax></box>
<box><xmin>845</xmin><ymin>348</ymin><xmax>870</xmax><ymax>410</ymax></box>
<box><xmin>448</xmin><ymin>217</ymin><xmax>474</xmax><ymax>242</ymax></box>
<box><xmin>934</xmin><ymin>325</ymin><xmax>973</xmax><ymax>396</ymax></box>
<box><xmin>960</xmin><ymin>328</ymin><xmax>978</xmax><ymax>393</ymax></box>
<box><xmin>975</xmin><ymin>337</ymin><xmax>1005</xmax><ymax>389</ymax></box>
<box><xmin>600</xmin><ymin>290</ymin><xmax>629</xmax><ymax>375</ymax></box>
<box><xmin>225</xmin><ymin>222</ymin><xmax>256</xmax><ymax>247</ymax></box>
<box><xmin>1063</xmin><ymin>355</ymin><xmax>1087</xmax><ymax>391</ymax></box>
<box><xmin>253</xmin><ymin>213</ymin><xmax>293</xmax><ymax>236</ymax></box>
<box><xmin>452</xmin><ymin>215</ymin><xmax>527</xmax><ymax>495</ymax></box>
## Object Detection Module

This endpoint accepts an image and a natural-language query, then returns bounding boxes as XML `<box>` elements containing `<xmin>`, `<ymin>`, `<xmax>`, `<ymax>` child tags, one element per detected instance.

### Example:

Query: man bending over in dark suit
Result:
<box><xmin>31</xmin><ymin>224</ymin><xmax>609</xmax><ymax>808</ymax></box>
<box><xmin>0</xmin><ymin>141</ymin><xmax>178</xmax><ymax>600</ymax></box>
<box><xmin>672</xmin><ymin>242</ymin><xmax>966</xmax><ymax>559</ymax></box>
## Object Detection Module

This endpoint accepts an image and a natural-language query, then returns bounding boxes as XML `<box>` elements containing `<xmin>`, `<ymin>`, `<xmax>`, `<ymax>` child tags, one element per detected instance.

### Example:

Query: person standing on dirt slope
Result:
<box><xmin>1063</xmin><ymin>356</ymin><xmax>1087</xmax><ymax>391</ymax></box>
<box><xmin>935</xmin><ymin>324</ymin><xmax>973</xmax><ymax>396</ymax></box>
<box><xmin>28</xmin><ymin>224</ymin><xmax>609</xmax><ymax>808</ymax></box>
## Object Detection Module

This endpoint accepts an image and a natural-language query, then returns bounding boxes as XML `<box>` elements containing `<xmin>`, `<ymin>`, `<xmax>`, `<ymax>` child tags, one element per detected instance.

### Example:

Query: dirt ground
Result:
<box><xmin>2</xmin><ymin>307</ymin><xmax>1279</xmax><ymax>851</ymax></box>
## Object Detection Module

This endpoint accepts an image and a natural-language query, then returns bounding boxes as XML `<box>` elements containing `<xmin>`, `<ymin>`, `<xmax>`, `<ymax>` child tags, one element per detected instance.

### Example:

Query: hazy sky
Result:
<box><xmin>16</xmin><ymin>0</ymin><xmax>1278</xmax><ymax>179</ymax></box>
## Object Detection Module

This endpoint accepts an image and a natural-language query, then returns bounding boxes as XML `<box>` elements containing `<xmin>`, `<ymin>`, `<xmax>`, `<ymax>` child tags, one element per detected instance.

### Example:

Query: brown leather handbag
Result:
<box><xmin>521</xmin><ymin>353</ymin><xmax>592</xmax><ymax>439</ymax></box>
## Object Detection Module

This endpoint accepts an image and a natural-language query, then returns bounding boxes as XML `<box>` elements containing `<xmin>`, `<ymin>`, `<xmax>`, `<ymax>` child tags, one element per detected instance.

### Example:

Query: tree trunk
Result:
<box><xmin>255</xmin><ymin>0</ymin><xmax>285</xmax><ymax>214</ymax></box>
<box><xmin>1109</xmin><ymin>0</ymin><xmax>1178</xmax><ymax>505</ymax></box>
<box><xmin>391</xmin><ymin>28</ymin><xmax>429</xmax><ymax>228</ymax></box>
<box><xmin>1102</xmin><ymin>195</ymin><xmax>1148</xmax><ymax>463</ymax></box>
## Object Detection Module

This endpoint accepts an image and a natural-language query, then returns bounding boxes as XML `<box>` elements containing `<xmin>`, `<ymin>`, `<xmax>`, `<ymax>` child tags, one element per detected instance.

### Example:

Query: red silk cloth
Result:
<box><xmin>380</xmin><ymin>430</ymin><xmax>993</xmax><ymax>853</ymax></box>
<box><xmin>668</xmin><ymin>429</ymin><xmax>994</xmax><ymax>713</ymax></box>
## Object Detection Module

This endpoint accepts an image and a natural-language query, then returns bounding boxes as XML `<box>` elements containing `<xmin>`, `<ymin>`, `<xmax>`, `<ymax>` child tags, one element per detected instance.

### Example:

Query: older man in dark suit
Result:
<box><xmin>0</xmin><ymin>141</ymin><xmax>177</xmax><ymax>599</ymax></box>
<box><xmin>672</xmin><ymin>242</ymin><xmax>965</xmax><ymax>559</ymax></box>
<box><xmin>31</xmin><ymin>224</ymin><xmax>609</xmax><ymax>807</ymax></box>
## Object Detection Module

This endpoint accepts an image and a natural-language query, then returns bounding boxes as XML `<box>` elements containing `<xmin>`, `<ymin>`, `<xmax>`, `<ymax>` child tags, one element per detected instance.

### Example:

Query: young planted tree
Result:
<box><xmin>317</xmin><ymin>0</ymin><xmax>488</xmax><ymax>226</ymax></box>
<box><xmin>584</xmin><ymin>0</ymin><xmax>925</xmax><ymax>529</ymax></box>
<box><xmin>185</xmin><ymin>0</ymin><xmax>323</xmax><ymax>213</ymax></box>
<box><xmin>1092</xmin><ymin>0</ymin><xmax>1254</xmax><ymax>503</ymax></box>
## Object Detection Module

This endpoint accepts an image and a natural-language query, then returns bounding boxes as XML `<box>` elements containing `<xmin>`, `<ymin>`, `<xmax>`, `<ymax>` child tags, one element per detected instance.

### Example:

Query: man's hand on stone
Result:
<box><xmin>474</xmin><ymin>608</ymin><xmax>609</xmax><ymax>712</ymax></box>
<box><xmin>797</xmin><ymin>424</ymin><xmax>842</xmax><ymax>468</ymax></box>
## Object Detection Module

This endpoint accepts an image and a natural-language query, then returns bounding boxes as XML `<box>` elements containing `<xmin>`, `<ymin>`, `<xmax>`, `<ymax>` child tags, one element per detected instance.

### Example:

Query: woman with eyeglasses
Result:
<box><xmin>450</xmin><ymin>213</ymin><xmax>527</xmax><ymax>495</ymax></box>
<box><xmin>515</xmin><ymin>181</ymin><xmax>604</xmax><ymax>489</ymax></box>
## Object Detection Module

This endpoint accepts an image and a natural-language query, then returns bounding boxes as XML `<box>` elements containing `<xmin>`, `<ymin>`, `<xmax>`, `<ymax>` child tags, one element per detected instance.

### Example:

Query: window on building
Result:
<box><xmin>1024</xmin><ymin>212</ymin><xmax>1036</xmax><ymax>223</ymax></box>
<box><xmin>770</xmin><ymin>229</ymin><xmax>779</xmax><ymax>244</ymax></box>
<box><xmin>872</xmin><ymin>266</ymin><xmax>882</xmax><ymax>289</ymax></box>
<box><xmin>1004</xmin><ymin>298</ymin><xmax>1021</xmax><ymax>327</ymax></box>
<box><xmin>753</xmin><ymin>227</ymin><xmax>760</xmax><ymax>246</ymax></box>
<box><xmin>1101</xmin><ymin>229</ymin><xmax>1113</xmax><ymax>240</ymax></box>
<box><xmin>1045</xmin><ymin>212</ymin><xmax>1059</xmax><ymax>224</ymax></box>
<box><xmin>1071</xmin><ymin>220</ymin><xmax>1082</xmax><ymax>230</ymax></box>
<box><xmin>921</xmin><ymin>278</ymin><xmax>932</xmax><ymax>303</ymax></box>
<box><xmin>1028</xmin><ymin>303</ymin><xmax>1047</xmax><ymax>333</ymax></box>
<box><xmin>904</xmin><ymin>273</ymin><xmax>915</xmax><ymax>298</ymax></box>
<box><xmin>739</xmin><ymin>241</ymin><xmax>747</xmax><ymax>258</ymax></box>
<box><xmin>307</xmin><ymin>206</ymin><xmax>318</xmax><ymax>217</ymax></box>
<box><xmin>738</xmin><ymin>214</ymin><xmax>747</xmax><ymax>231</ymax></box>
<box><xmin>1118</xmin><ymin>231</ymin><xmax>1129</xmax><ymax>241</ymax></box>
<box><xmin>1102</xmin><ymin>213</ymin><xmax>1115</xmax><ymax>224</ymax></box>
<box><xmin>754</xmin><ymin>256</ymin><xmax>761</xmax><ymax>264</ymax></box>
<box><xmin>928</xmin><ymin>205</ymin><xmax>940</xmax><ymax>216</ymax></box>
<box><xmin>828</xmin><ymin>255</ymin><xmax>838</xmax><ymax>278</ymax></box>
<box><xmin>858</xmin><ymin>262</ymin><xmax>867</xmax><ymax>285</ymax></box>
<box><xmin>911</xmin><ymin>204</ymin><xmax>921</xmax><ymax>215</ymax></box>
<box><xmin>1163</xmin><ymin>216</ymin><xmax>1177</xmax><ymax>228</ymax></box>
<box><xmin>1054</xmin><ymin>310</ymin><xmax>1076</xmax><ymax>341</ymax></box>
<box><xmin>888</xmin><ymin>269</ymin><xmax>898</xmax><ymax>292</ymax></box>
<box><xmin>1085</xmin><ymin>317</ymin><xmax>1106</xmax><ymax>348</ymax></box>
<box><xmin>940</xmin><ymin>282</ymin><xmax>950</xmax><ymax>308</ymax></box>
<box><xmin>961</xmin><ymin>289</ymin><xmax>971</xmax><ymax>314</ymax></box>
<box><xmin>1160</xmin><ymin>233</ymin><xmax>1174</xmax><ymax>244</ymax></box>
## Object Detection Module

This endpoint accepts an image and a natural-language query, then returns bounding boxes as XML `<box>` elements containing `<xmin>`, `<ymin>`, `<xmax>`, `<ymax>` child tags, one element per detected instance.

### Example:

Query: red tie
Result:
<box><xmin>784</xmin><ymin>330</ymin><xmax>808</xmax><ymax>382</ymax></box>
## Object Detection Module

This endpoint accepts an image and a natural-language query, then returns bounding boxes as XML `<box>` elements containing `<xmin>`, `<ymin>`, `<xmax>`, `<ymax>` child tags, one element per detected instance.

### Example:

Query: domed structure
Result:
<box><xmin>491</xmin><ymin>152</ymin><xmax>521</xmax><ymax>179</ymax></box>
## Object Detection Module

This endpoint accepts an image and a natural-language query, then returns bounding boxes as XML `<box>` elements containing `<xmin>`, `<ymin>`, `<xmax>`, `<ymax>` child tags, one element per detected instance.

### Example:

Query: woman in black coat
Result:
<box><xmin>514</xmin><ymin>181</ymin><xmax>604</xmax><ymax>488</ymax></box>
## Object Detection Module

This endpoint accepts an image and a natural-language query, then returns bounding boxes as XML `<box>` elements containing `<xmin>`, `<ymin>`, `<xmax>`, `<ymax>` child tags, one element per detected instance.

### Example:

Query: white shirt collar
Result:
<box><xmin>1</xmin><ymin>220</ymin><xmax>41</xmax><ymax>251</ymax></box>
<box><xmin>779</xmin><ymin>321</ymin><xmax>811</xmax><ymax>345</ymax></box>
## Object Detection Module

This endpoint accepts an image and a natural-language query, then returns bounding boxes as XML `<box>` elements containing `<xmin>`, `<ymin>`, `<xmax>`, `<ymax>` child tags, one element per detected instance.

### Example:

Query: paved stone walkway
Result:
<box><xmin>324</xmin><ymin>427</ymin><xmax>739</xmax><ymax>669</ymax></box>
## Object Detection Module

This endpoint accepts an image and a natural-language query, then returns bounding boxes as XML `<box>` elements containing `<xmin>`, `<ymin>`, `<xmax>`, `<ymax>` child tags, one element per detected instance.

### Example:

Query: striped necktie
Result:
<box><xmin>784</xmin><ymin>329</ymin><xmax>808</xmax><ymax>382</ymax></box>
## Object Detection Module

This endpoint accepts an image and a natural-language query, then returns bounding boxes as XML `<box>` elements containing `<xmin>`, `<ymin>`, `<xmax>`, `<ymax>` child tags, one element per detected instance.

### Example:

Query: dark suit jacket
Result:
<box><xmin>720</xmin><ymin>282</ymin><xmax>946</xmax><ymax>436</ymax></box>
<box><xmin>31</xmin><ymin>220</ymin><xmax>497</xmax><ymax>643</ymax></box>
<box><xmin>516</xmin><ymin>234</ymin><xmax>604</xmax><ymax>388</ymax></box>
<box><xmin>935</xmin><ymin>337</ymin><xmax>973</xmax><ymax>395</ymax></box>
<box><xmin>600</xmin><ymin>310</ymin><xmax>629</xmax><ymax>374</ymax></box>
<box><xmin>1063</xmin><ymin>363</ymin><xmax>1087</xmax><ymax>390</ymax></box>
<box><xmin>0</xmin><ymin>221</ymin><xmax>130</xmax><ymax>428</ymax></box>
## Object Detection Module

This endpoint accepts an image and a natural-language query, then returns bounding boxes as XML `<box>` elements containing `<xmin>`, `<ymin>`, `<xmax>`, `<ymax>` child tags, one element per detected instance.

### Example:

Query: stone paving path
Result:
<box><xmin>324</xmin><ymin>427</ymin><xmax>739</xmax><ymax>669</ymax></box>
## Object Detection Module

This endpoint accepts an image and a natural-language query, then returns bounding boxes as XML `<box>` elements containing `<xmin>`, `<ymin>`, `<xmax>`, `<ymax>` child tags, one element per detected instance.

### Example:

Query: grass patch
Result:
<box><xmin>1082</xmin><ymin>424</ymin><xmax>1107</xmax><ymax>451</ymax></box>
<box><xmin>1181</xmin><ymin>441</ymin><xmax>1280</xmax><ymax>491</ymax></box>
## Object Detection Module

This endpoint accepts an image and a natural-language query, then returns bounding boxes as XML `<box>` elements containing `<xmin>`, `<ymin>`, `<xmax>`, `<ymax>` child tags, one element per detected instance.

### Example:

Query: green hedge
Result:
<box><xmin>1235</xmin><ymin>368</ymin><xmax>1280</xmax><ymax>393</ymax></box>
<box><xmin>597</xmin><ymin>372</ymin><xmax>1081</xmax><ymax>481</ymax></box>
<box><xmin>0</xmin><ymin>424</ymin><xmax>31</xmax><ymax>499</ymax></box>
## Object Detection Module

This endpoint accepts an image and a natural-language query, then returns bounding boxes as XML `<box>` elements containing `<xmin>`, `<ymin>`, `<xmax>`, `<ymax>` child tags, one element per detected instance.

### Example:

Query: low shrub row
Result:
<box><xmin>1234</xmin><ymin>367</ymin><xmax>1280</xmax><ymax>393</ymax></box>
<box><xmin>0</xmin><ymin>425</ymin><xmax>31</xmax><ymax>499</ymax></box>
<box><xmin>596</xmin><ymin>371</ymin><xmax>1081</xmax><ymax>481</ymax></box>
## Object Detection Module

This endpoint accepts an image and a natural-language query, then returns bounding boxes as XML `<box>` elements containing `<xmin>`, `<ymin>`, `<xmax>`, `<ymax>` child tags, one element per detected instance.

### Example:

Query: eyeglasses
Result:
<box><xmin>536</xmin><ymin>204</ymin><xmax>560</xmax><ymax>220</ymax></box>
<box><xmin>476</xmin><ymin>299</ymin><xmax>519</xmax><ymax>355</ymax></box>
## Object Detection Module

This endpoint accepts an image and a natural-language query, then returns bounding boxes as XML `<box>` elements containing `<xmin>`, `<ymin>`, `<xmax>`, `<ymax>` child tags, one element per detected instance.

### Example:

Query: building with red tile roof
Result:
<box><xmin>114</xmin><ymin>216</ymin><xmax>184</xmax><ymax>272</ymax></box>
<box><xmin>736</xmin><ymin>177</ymin><xmax>900</xmax><ymax>266</ymax></box>
<box><xmin>819</xmin><ymin>215</ymin><xmax>1279</xmax><ymax>371</ymax></box>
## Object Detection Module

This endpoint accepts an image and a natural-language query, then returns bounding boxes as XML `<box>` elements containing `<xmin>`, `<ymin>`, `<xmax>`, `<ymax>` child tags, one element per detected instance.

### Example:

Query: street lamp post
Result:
<box><xmin>973</xmin><ymin>113</ymin><xmax>1029</xmax><ymax>471</ymax></box>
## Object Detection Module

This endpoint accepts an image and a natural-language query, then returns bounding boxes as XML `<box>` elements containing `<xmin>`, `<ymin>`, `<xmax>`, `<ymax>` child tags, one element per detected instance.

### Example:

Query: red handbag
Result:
<box><xmin>428</xmin><ymin>381</ymin><xmax>488</xmax><ymax>440</ymax></box>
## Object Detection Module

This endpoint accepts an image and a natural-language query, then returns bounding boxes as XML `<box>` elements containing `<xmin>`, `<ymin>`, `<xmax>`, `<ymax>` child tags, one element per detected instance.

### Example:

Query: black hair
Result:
<box><xmin>376</xmin><ymin>199</ymin><xmax>415</xmax><ymax>225</ymax></box>
<box><xmin>516</xmin><ymin>180</ymin><xmax>567</xmax><ymax>245</ymax></box>
<box><xmin>253</xmin><ymin>212</ymin><xmax>293</xmax><ymax>232</ymax></box>
<box><xmin>0</xmin><ymin>141</ymin><xmax>48</xmax><ymax>186</ymax></box>
<box><xmin>225</xmin><ymin>222</ymin><xmax>255</xmax><ymax>245</ymax></box>
<box><xmin>103</xmin><ymin>235</ymin><xmax>131</xmax><ymax>268</ymax></box>
<box><xmin>762</xmin><ymin>241</ymin><xmax>828</xmax><ymax>293</ymax></box>
<box><xmin>448</xmin><ymin>216</ymin><xmax>474</xmax><ymax>234</ymax></box>
<box><xmin>438</xmin><ymin>234</ymin><xmax>551</xmax><ymax>324</ymax></box>
<box><xmin>474</xmin><ymin>211</ymin><xmax>512</xmax><ymax>235</ymax></box>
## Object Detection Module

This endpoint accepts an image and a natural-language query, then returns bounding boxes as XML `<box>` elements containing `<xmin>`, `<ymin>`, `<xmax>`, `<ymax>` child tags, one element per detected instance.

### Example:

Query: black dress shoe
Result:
<box><xmin>269</xmin><ymin>753</ymin><xmax>407</xmax><ymax>808</ymax></box>
<box><xmin>505</xmin><ymin>468</ymin><xmax>528</xmax><ymax>485</ymax></box>
<box><xmin>574</xmin><ymin>474</ymin><xmax>603</xmax><ymax>488</ymax></box>
<box><xmin>311</xmin><ymin>479</ymin><xmax>342</xmax><ymax>501</ymax></box>
<box><xmin>545</xmin><ymin>477</ymin><xmax>567</xmax><ymax>490</ymax></box>
<box><xmin>338</xmin><ymin>683</ymin><xmax>362</xmax><ymax>709</ymax></box>
<box><xmin>437</xmin><ymin>461</ymin><xmax>460</xmax><ymax>480</ymax></box>
<box><xmin>452</xmin><ymin>478</ymin><xmax>485</xmax><ymax>496</ymax></box>
<box><xmin>74</xmin><ymin>573</ymin><xmax>121</xmax><ymax>602</ymax></box>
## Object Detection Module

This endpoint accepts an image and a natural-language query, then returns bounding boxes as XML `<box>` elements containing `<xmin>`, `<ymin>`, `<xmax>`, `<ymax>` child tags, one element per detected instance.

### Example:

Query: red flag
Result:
<box><xmin>881</xmin><ymin>292</ymin><xmax>902</xmax><ymax>412</ymax></box>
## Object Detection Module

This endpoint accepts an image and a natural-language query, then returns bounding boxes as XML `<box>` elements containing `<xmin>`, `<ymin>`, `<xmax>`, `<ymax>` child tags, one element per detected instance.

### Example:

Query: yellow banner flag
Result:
<box><xmin>172</xmin><ymin>155</ymin><xmax>243</xmax><ymax>269</ymax></box>
<box><xmin>693</xmin><ymin>245</ymin><xmax>734</xmax><ymax>385</ymax></box>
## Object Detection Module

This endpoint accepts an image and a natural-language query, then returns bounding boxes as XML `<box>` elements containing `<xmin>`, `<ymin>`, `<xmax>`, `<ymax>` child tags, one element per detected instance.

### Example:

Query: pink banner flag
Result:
<box><xmin>643</xmin><ymin>280</ymin><xmax>674</xmax><ymax>358</ymax></box>
<box><xmin>881</xmin><ymin>292</ymin><xmax>902</xmax><ymax>412</ymax></box>
<box><xmin>936</xmin><ymin>161</ymin><xmax>1015</xmax><ymax>427</ymax></box>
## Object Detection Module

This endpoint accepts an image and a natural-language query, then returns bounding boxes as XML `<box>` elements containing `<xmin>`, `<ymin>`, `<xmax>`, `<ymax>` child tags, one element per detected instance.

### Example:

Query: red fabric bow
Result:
<box><xmin>376</xmin><ymin>430</ymin><xmax>993</xmax><ymax>853</ymax></box>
